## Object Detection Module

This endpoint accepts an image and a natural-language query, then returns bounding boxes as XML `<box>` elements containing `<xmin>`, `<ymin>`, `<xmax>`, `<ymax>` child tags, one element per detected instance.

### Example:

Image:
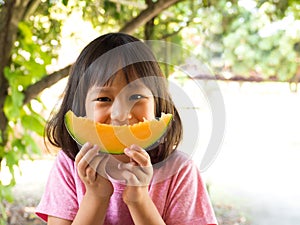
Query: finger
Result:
<box><xmin>129</xmin><ymin>159</ymin><xmax>138</xmax><ymax>166</ymax></box>
<box><xmin>75</xmin><ymin>142</ymin><xmax>93</xmax><ymax>166</ymax></box>
<box><xmin>85</xmin><ymin>152</ymin><xmax>106</xmax><ymax>180</ymax></box>
<box><xmin>124</xmin><ymin>148</ymin><xmax>152</xmax><ymax>175</ymax></box>
<box><xmin>85</xmin><ymin>166</ymin><xmax>97</xmax><ymax>182</ymax></box>
<box><xmin>124</xmin><ymin>145</ymin><xmax>151</xmax><ymax>167</ymax></box>
<box><xmin>118</xmin><ymin>162</ymin><xmax>135</xmax><ymax>171</ymax></box>
<box><xmin>82</xmin><ymin>145</ymin><xmax>100</xmax><ymax>164</ymax></box>
<box><xmin>84</xmin><ymin>151</ymin><xmax>110</xmax><ymax>181</ymax></box>
<box><xmin>118</xmin><ymin>162</ymin><xmax>153</xmax><ymax>182</ymax></box>
<box><xmin>95</xmin><ymin>153</ymin><xmax>111</xmax><ymax>179</ymax></box>
<box><xmin>129</xmin><ymin>144</ymin><xmax>145</xmax><ymax>153</ymax></box>
<box><xmin>121</xmin><ymin>170</ymin><xmax>140</xmax><ymax>186</ymax></box>
<box><xmin>76</xmin><ymin>142</ymin><xmax>94</xmax><ymax>177</ymax></box>
<box><xmin>77</xmin><ymin>145</ymin><xmax>99</xmax><ymax>177</ymax></box>
<box><xmin>119</xmin><ymin>164</ymin><xmax>145</xmax><ymax>180</ymax></box>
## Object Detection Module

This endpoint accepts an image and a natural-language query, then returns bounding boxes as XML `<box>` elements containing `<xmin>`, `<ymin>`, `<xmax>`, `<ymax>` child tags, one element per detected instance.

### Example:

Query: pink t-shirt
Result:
<box><xmin>36</xmin><ymin>150</ymin><xmax>218</xmax><ymax>225</ymax></box>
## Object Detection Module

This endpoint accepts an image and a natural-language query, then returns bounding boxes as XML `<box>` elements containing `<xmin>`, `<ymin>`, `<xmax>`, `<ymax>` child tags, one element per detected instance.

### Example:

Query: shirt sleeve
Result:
<box><xmin>35</xmin><ymin>151</ymin><xmax>79</xmax><ymax>222</ymax></box>
<box><xmin>164</xmin><ymin>159</ymin><xmax>218</xmax><ymax>225</ymax></box>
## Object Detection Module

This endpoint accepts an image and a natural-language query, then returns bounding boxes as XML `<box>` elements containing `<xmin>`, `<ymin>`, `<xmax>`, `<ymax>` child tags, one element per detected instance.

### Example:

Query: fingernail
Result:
<box><xmin>124</xmin><ymin>148</ymin><xmax>131</xmax><ymax>155</ymax></box>
<box><xmin>84</xmin><ymin>142</ymin><xmax>92</xmax><ymax>148</ymax></box>
<box><xmin>130</xmin><ymin>144</ymin><xmax>138</xmax><ymax>149</ymax></box>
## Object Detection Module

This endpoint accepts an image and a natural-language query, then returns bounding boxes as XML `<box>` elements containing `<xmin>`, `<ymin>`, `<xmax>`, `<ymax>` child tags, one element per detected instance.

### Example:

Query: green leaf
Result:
<box><xmin>0</xmin><ymin>184</ymin><xmax>14</xmax><ymax>203</ymax></box>
<box><xmin>23</xmin><ymin>134</ymin><xmax>41</xmax><ymax>155</ymax></box>
<box><xmin>232</xmin><ymin>63</ymin><xmax>250</xmax><ymax>75</ymax></box>
<box><xmin>277</xmin><ymin>67</ymin><xmax>289</xmax><ymax>81</ymax></box>
<box><xmin>5</xmin><ymin>151</ymin><xmax>19</xmax><ymax>183</ymax></box>
<box><xmin>3</xmin><ymin>66</ymin><xmax>12</xmax><ymax>80</ymax></box>
<box><xmin>258</xmin><ymin>38</ymin><xmax>273</xmax><ymax>51</ymax></box>
<box><xmin>0</xmin><ymin>204</ymin><xmax>8</xmax><ymax>224</ymax></box>
<box><xmin>62</xmin><ymin>0</ymin><xmax>69</xmax><ymax>6</ymax></box>
<box><xmin>12</xmin><ymin>139</ymin><xmax>26</xmax><ymax>154</ymax></box>
<box><xmin>4</xmin><ymin>96</ymin><xmax>20</xmax><ymax>120</ymax></box>
<box><xmin>23</xmin><ymin>59</ymin><xmax>46</xmax><ymax>79</ymax></box>
<box><xmin>21</xmin><ymin>114</ymin><xmax>45</xmax><ymax>136</ymax></box>
<box><xmin>18</xmin><ymin>22</ymin><xmax>33</xmax><ymax>44</ymax></box>
<box><xmin>0</xmin><ymin>182</ymin><xmax>15</xmax><ymax>224</ymax></box>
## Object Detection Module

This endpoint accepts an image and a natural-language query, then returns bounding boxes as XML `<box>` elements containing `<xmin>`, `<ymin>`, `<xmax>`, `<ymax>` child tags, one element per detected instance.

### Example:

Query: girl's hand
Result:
<box><xmin>119</xmin><ymin>144</ymin><xmax>153</xmax><ymax>205</ymax></box>
<box><xmin>75</xmin><ymin>142</ymin><xmax>114</xmax><ymax>199</ymax></box>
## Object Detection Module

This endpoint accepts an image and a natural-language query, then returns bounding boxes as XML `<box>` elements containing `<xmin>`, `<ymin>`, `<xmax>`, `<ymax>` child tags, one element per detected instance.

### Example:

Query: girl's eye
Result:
<box><xmin>95</xmin><ymin>97</ymin><xmax>111</xmax><ymax>102</ymax></box>
<box><xmin>129</xmin><ymin>94</ymin><xmax>145</xmax><ymax>101</ymax></box>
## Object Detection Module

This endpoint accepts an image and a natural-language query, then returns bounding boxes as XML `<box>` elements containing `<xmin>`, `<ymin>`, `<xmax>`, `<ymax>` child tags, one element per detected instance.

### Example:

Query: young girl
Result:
<box><xmin>36</xmin><ymin>32</ymin><xmax>218</xmax><ymax>225</ymax></box>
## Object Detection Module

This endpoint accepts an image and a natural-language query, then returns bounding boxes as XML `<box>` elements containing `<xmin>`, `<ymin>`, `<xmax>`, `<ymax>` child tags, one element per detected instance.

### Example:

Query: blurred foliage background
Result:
<box><xmin>0</xmin><ymin>0</ymin><xmax>300</xmax><ymax>223</ymax></box>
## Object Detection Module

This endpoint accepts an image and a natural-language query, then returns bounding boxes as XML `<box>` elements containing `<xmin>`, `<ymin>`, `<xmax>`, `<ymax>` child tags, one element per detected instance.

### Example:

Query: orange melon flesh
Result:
<box><xmin>64</xmin><ymin>110</ymin><xmax>172</xmax><ymax>154</ymax></box>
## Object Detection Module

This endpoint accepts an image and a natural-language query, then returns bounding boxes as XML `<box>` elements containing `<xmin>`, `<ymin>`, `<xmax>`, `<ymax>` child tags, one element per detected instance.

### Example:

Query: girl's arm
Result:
<box><xmin>125</xmin><ymin>188</ymin><xmax>166</xmax><ymax>225</ymax></box>
<box><xmin>47</xmin><ymin>193</ymin><xmax>110</xmax><ymax>225</ymax></box>
<box><xmin>47</xmin><ymin>143</ymin><xmax>113</xmax><ymax>225</ymax></box>
<box><xmin>119</xmin><ymin>145</ymin><xmax>166</xmax><ymax>225</ymax></box>
<box><xmin>69</xmin><ymin>192</ymin><xmax>111</xmax><ymax>225</ymax></box>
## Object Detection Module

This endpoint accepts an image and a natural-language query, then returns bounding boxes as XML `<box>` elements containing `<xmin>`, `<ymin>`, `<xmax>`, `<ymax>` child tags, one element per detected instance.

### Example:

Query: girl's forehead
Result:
<box><xmin>88</xmin><ymin>75</ymin><xmax>150</xmax><ymax>93</ymax></box>
<box><xmin>109</xmin><ymin>69</ymin><xmax>151</xmax><ymax>86</ymax></box>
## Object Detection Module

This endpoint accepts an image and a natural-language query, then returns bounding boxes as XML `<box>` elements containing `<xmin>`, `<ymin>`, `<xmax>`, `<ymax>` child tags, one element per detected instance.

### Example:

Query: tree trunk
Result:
<box><xmin>0</xmin><ymin>0</ymin><xmax>32</xmax><ymax>155</ymax></box>
<box><xmin>144</xmin><ymin>18</ymin><xmax>155</xmax><ymax>40</ymax></box>
<box><xmin>144</xmin><ymin>0</ymin><xmax>155</xmax><ymax>40</ymax></box>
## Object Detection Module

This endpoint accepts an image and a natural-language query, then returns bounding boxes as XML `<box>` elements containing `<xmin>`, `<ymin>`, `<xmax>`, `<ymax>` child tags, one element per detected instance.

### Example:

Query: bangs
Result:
<box><xmin>84</xmin><ymin>40</ymin><xmax>159</xmax><ymax>88</ymax></box>
<box><xmin>102</xmin><ymin>64</ymin><xmax>144</xmax><ymax>88</ymax></box>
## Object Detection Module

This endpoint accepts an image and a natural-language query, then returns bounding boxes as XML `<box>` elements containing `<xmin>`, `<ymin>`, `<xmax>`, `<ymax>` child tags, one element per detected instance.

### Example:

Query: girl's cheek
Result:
<box><xmin>90</xmin><ymin>105</ymin><xmax>111</xmax><ymax>123</ymax></box>
<box><xmin>133</xmin><ymin>103</ymin><xmax>155</xmax><ymax>121</ymax></box>
<box><xmin>95</xmin><ymin>112</ymin><xmax>109</xmax><ymax>124</ymax></box>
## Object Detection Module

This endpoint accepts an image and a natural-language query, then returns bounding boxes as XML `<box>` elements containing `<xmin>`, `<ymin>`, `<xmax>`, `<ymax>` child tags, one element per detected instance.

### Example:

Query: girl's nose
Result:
<box><xmin>110</xmin><ymin>99</ymin><xmax>133</xmax><ymax>125</ymax></box>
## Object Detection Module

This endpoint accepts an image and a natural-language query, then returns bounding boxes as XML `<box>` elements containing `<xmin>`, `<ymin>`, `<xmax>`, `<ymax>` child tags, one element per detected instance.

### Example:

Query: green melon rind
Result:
<box><xmin>143</xmin><ymin>115</ymin><xmax>172</xmax><ymax>151</ymax></box>
<box><xmin>65</xmin><ymin>111</ymin><xmax>105</xmax><ymax>149</ymax></box>
<box><xmin>65</xmin><ymin>111</ymin><xmax>83</xmax><ymax>145</ymax></box>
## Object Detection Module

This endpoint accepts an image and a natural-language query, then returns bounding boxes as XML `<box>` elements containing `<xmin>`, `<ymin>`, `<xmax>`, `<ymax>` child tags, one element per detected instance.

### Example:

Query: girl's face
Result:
<box><xmin>85</xmin><ymin>71</ymin><xmax>155</xmax><ymax>125</ymax></box>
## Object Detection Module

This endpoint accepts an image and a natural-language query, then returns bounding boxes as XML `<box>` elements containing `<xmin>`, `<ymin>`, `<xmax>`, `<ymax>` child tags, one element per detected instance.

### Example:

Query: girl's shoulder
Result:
<box><xmin>52</xmin><ymin>150</ymin><xmax>77</xmax><ymax>174</ymax></box>
<box><xmin>154</xmin><ymin>150</ymin><xmax>196</xmax><ymax>170</ymax></box>
<box><xmin>55</xmin><ymin>150</ymin><xmax>74</xmax><ymax>163</ymax></box>
<box><xmin>152</xmin><ymin>150</ymin><xmax>199</xmax><ymax>184</ymax></box>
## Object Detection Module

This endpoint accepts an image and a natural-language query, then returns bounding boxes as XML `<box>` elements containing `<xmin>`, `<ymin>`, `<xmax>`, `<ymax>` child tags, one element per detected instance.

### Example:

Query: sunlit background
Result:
<box><xmin>1</xmin><ymin>0</ymin><xmax>300</xmax><ymax>224</ymax></box>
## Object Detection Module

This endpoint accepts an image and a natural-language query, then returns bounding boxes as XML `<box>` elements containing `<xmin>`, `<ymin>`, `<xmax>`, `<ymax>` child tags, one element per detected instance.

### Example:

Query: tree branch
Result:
<box><xmin>191</xmin><ymin>74</ymin><xmax>297</xmax><ymax>83</ymax></box>
<box><xmin>160</xmin><ymin>20</ymin><xmax>190</xmax><ymax>40</ymax></box>
<box><xmin>23</xmin><ymin>65</ymin><xmax>72</xmax><ymax>105</ymax></box>
<box><xmin>22</xmin><ymin>0</ymin><xmax>41</xmax><ymax>21</ymax></box>
<box><xmin>160</xmin><ymin>0</ymin><xmax>195</xmax><ymax>40</ymax></box>
<box><xmin>120</xmin><ymin>0</ymin><xmax>182</xmax><ymax>34</ymax></box>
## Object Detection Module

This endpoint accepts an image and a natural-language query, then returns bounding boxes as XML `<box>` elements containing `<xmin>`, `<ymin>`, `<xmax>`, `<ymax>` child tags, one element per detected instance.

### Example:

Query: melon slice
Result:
<box><xmin>64</xmin><ymin>110</ymin><xmax>172</xmax><ymax>154</ymax></box>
